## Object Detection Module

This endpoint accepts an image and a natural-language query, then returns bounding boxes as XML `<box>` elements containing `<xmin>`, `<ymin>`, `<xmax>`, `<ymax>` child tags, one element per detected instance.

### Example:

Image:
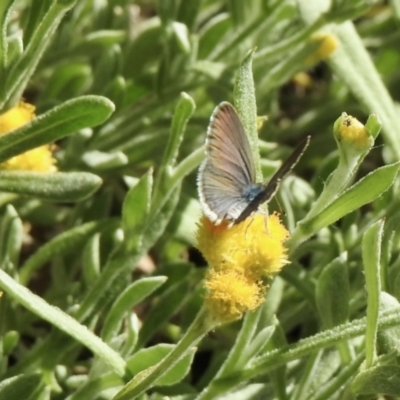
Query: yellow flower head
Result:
<box><xmin>196</xmin><ymin>213</ymin><xmax>289</xmax><ymax>321</ymax></box>
<box><xmin>197</xmin><ymin>213</ymin><xmax>289</xmax><ymax>279</ymax></box>
<box><xmin>204</xmin><ymin>270</ymin><xmax>265</xmax><ymax>322</ymax></box>
<box><xmin>334</xmin><ymin>112</ymin><xmax>373</xmax><ymax>152</ymax></box>
<box><xmin>0</xmin><ymin>102</ymin><xmax>57</xmax><ymax>172</ymax></box>
<box><xmin>306</xmin><ymin>33</ymin><xmax>338</xmax><ymax>66</ymax></box>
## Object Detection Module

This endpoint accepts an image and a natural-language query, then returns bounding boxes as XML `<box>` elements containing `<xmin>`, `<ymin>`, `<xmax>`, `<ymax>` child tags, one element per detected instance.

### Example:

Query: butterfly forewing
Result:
<box><xmin>198</xmin><ymin>102</ymin><xmax>257</xmax><ymax>223</ymax></box>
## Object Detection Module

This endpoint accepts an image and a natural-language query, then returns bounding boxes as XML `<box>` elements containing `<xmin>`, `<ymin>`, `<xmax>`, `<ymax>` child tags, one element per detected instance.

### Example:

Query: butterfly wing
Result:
<box><xmin>198</xmin><ymin>102</ymin><xmax>257</xmax><ymax>224</ymax></box>
<box><xmin>235</xmin><ymin>135</ymin><xmax>311</xmax><ymax>224</ymax></box>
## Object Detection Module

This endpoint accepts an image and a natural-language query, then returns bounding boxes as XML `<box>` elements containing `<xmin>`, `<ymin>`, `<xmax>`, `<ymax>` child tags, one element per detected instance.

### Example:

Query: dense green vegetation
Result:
<box><xmin>1</xmin><ymin>1</ymin><xmax>400</xmax><ymax>399</ymax></box>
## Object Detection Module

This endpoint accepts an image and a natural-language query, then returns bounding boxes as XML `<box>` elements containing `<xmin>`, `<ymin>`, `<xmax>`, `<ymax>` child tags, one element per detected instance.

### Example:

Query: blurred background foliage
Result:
<box><xmin>2</xmin><ymin>0</ymin><xmax>400</xmax><ymax>399</ymax></box>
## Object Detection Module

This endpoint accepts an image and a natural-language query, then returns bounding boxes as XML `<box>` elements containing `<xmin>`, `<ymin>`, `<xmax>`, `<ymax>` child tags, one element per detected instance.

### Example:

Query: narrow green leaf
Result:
<box><xmin>126</xmin><ymin>344</ymin><xmax>195</xmax><ymax>386</ymax></box>
<box><xmin>3</xmin><ymin>330</ymin><xmax>19</xmax><ymax>355</ymax></box>
<box><xmin>0</xmin><ymin>204</ymin><xmax>22</xmax><ymax>267</ymax></box>
<box><xmin>19</xmin><ymin>219</ymin><xmax>118</xmax><ymax>285</ymax></box>
<box><xmin>198</xmin><ymin>14</ymin><xmax>231</xmax><ymax>59</ymax></box>
<box><xmin>66</xmin><ymin>373</ymin><xmax>122</xmax><ymax>400</ymax></box>
<box><xmin>216</xmin><ymin>308</ymin><xmax>263</xmax><ymax>377</ymax></box>
<box><xmin>0</xmin><ymin>95</ymin><xmax>115</xmax><ymax>163</ymax></box>
<box><xmin>352</xmin><ymin>365</ymin><xmax>400</xmax><ymax>396</ymax></box>
<box><xmin>84</xmin><ymin>30</ymin><xmax>126</xmax><ymax>47</ymax></box>
<box><xmin>136</xmin><ymin>277</ymin><xmax>190</xmax><ymax>349</ymax></box>
<box><xmin>0</xmin><ymin>373</ymin><xmax>44</xmax><ymax>400</ymax></box>
<box><xmin>161</xmin><ymin>92</ymin><xmax>195</xmax><ymax>170</ymax></box>
<box><xmin>0</xmin><ymin>171</ymin><xmax>102</xmax><ymax>201</ymax></box>
<box><xmin>4</xmin><ymin>0</ymin><xmax>77</xmax><ymax>106</ymax></box>
<box><xmin>236</xmin><ymin>325</ymin><xmax>275</xmax><ymax>367</ymax></box>
<box><xmin>101</xmin><ymin>276</ymin><xmax>167</xmax><ymax>342</ymax></box>
<box><xmin>234</xmin><ymin>48</ymin><xmax>261</xmax><ymax>181</ymax></box>
<box><xmin>377</xmin><ymin>292</ymin><xmax>400</xmax><ymax>354</ymax></box>
<box><xmin>177</xmin><ymin>0</ymin><xmax>201</xmax><ymax>30</ymax></box>
<box><xmin>82</xmin><ymin>150</ymin><xmax>128</xmax><ymax>170</ymax></box>
<box><xmin>143</xmin><ymin>185</ymin><xmax>181</xmax><ymax>251</ymax></box>
<box><xmin>316</xmin><ymin>253</ymin><xmax>350</xmax><ymax>329</ymax></box>
<box><xmin>310</xmin><ymin>352</ymin><xmax>364</xmax><ymax>400</ymax></box>
<box><xmin>363</xmin><ymin>219</ymin><xmax>384</xmax><ymax>367</ymax></box>
<box><xmin>122</xmin><ymin>169</ymin><xmax>152</xmax><ymax>251</ymax></box>
<box><xmin>41</xmin><ymin>63</ymin><xmax>92</xmax><ymax>99</ymax></box>
<box><xmin>0</xmin><ymin>0</ymin><xmax>14</xmax><ymax>96</ymax></box>
<box><xmin>82</xmin><ymin>233</ymin><xmax>101</xmax><ymax>285</ymax></box>
<box><xmin>299</xmin><ymin>162</ymin><xmax>400</xmax><ymax>238</ymax></box>
<box><xmin>158</xmin><ymin>0</ymin><xmax>176</xmax><ymax>25</ymax></box>
<box><xmin>0</xmin><ymin>269</ymin><xmax>126</xmax><ymax>376</ymax></box>
<box><xmin>171</xmin><ymin>22</ymin><xmax>190</xmax><ymax>54</ymax></box>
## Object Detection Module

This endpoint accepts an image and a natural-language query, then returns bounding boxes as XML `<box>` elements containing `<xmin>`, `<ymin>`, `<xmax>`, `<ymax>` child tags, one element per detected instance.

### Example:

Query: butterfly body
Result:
<box><xmin>197</xmin><ymin>102</ymin><xmax>310</xmax><ymax>226</ymax></box>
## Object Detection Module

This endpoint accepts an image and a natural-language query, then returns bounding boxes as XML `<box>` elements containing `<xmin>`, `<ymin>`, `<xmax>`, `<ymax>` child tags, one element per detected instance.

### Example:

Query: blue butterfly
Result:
<box><xmin>198</xmin><ymin>102</ymin><xmax>310</xmax><ymax>225</ymax></box>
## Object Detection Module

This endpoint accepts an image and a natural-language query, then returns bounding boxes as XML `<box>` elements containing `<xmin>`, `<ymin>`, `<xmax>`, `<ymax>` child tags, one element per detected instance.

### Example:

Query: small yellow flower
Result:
<box><xmin>292</xmin><ymin>72</ymin><xmax>313</xmax><ymax>89</ymax></box>
<box><xmin>334</xmin><ymin>113</ymin><xmax>373</xmax><ymax>152</ymax></box>
<box><xmin>306</xmin><ymin>33</ymin><xmax>338</xmax><ymax>66</ymax></box>
<box><xmin>204</xmin><ymin>270</ymin><xmax>265</xmax><ymax>321</ymax></box>
<box><xmin>0</xmin><ymin>102</ymin><xmax>57</xmax><ymax>172</ymax></box>
<box><xmin>196</xmin><ymin>213</ymin><xmax>289</xmax><ymax>321</ymax></box>
<box><xmin>197</xmin><ymin>214</ymin><xmax>289</xmax><ymax>279</ymax></box>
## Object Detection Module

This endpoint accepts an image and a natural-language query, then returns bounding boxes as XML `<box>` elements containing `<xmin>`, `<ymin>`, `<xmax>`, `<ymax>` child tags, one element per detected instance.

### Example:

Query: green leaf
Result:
<box><xmin>0</xmin><ymin>95</ymin><xmax>115</xmax><ymax>163</ymax></box>
<box><xmin>126</xmin><ymin>344</ymin><xmax>195</xmax><ymax>386</ymax></box>
<box><xmin>161</xmin><ymin>92</ymin><xmax>196</xmax><ymax>170</ymax></box>
<box><xmin>172</xmin><ymin>22</ymin><xmax>190</xmax><ymax>54</ymax></box>
<box><xmin>377</xmin><ymin>292</ymin><xmax>400</xmax><ymax>355</ymax></box>
<box><xmin>0</xmin><ymin>204</ymin><xmax>22</xmax><ymax>267</ymax></box>
<box><xmin>198</xmin><ymin>13</ymin><xmax>231</xmax><ymax>59</ymax></box>
<box><xmin>84</xmin><ymin>30</ymin><xmax>126</xmax><ymax>47</ymax></box>
<box><xmin>316</xmin><ymin>253</ymin><xmax>350</xmax><ymax>329</ymax></box>
<box><xmin>0</xmin><ymin>0</ymin><xmax>14</xmax><ymax>93</ymax></box>
<box><xmin>19</xmin><ymin>219</ymin><xmax>118</xmax><ymax>286</ymax></box>
<box><xmin>3</xmin><ymin>0</ymin><xmax>76</xmax><ymax>106</ymax></box>
<box><xmin>299</xmin><ymin>162</ymin><xmax>400</xmax><ymax>238</ymax></box>
<box><xmin>41</xmin><ymin>63</ymin><xmax>92</xmax><ymax>100</ymax></box>
<box><xmin>136</xmin><ymin>277</ymin><xmax>190</xmax><ymax>349</ymax></box>
<box><xmin>0</xmin><ymin>269</ymin><xmax>127</xmax><ymax>376</ymax></box>
<box><xmin>142</xmin><ymin>186</ymin><xmax>181</xmax><ymax>252</ymax></box>
<box><xmin>234</xmin><ymin>48</ymin><xmax>261</xmax><ymax>181</ymax></box>
<box><xmin>122</xmin><ymin>169</ymin><xmax>152</xmax><ymax>251</ymax></box>
<box><xmin>0</xmin><ymin>373</ymin><xmax>45</xmax><ymax>400</ymax></box>
<box><xmin>177</xmin><ymin>0</ymin><xmax>201</xmax><ymax>30</ymax></box>
<box><xmin>82</xmin><ymin>150</ymin><xmax>128</xmax><ymax>170</ymax></box>
<box><xmin>82</xmin><ymin>233</ymin><xmax>101</xmax><ymax>285</ymax></box>
<box><xmin>352</xmin><ymin>365</ymin><xmax>400</xmax><ymax>396</ymax></box>
<box><xmin>363</xmin><ymin>219</ymin><xmax>384</xmax><ymax>367</ymax></box>
<box><xmin>101</xmin><ymin>276</ymin><xmax>167</xmax><ymax>342</ymax></box>
<box><xmin>0</xmin><ymin>171</ymin><xmax>102</xmax><ymax>201</ymax></box>
<box><xmin>65</xmin><ymin>373</ymin><xmax>122</xmax><ymax>400</ymax></box>
<box><xmin>3</xmin><ymin>330</ymin><xmax>19</xmax><ymax>355</ymax></box>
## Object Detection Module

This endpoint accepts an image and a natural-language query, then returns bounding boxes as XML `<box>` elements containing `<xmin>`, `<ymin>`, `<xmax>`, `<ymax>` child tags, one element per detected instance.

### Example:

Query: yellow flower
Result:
<box><xmin>0</xmin><ymin>102</ymin><xmax>57</xmax><ymax>172</ymax></box>
<box><xmin>204</xmin><ymin>270</ymin><xmax>265</xmax><ymax>322</ymax></box>
<box><xmin>334</xmin><ymin>112</ymin><xmax>373</xmax><ymax>152</ymax></box>
<box><xmin>196</xmin><ymin>213</ymin><xmax>289</xmax><ymax>321</ymax></box>
<box><xmin>305</xmin><ymin>33</ymin><xmax>338</xmax><ymax>66</ymax></box>
<box><xmin>197</xmin><ymin>214</ymin><xmax>289</xmax><ymax>279</ymax></box>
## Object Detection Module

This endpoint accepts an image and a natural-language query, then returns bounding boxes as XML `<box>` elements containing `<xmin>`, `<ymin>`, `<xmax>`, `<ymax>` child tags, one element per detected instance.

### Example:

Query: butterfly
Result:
<box><xmin>197</xmin><ymin>102</ymin><xmax>310</xmax><ymax>226</ymax></box>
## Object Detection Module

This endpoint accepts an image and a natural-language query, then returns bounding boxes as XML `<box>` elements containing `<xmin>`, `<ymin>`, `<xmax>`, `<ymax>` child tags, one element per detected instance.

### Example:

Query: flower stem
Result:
<box><xmin>113</xmin><ymin>307</ymin><xmax>219</xmax><ymax>400</ymax></box>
